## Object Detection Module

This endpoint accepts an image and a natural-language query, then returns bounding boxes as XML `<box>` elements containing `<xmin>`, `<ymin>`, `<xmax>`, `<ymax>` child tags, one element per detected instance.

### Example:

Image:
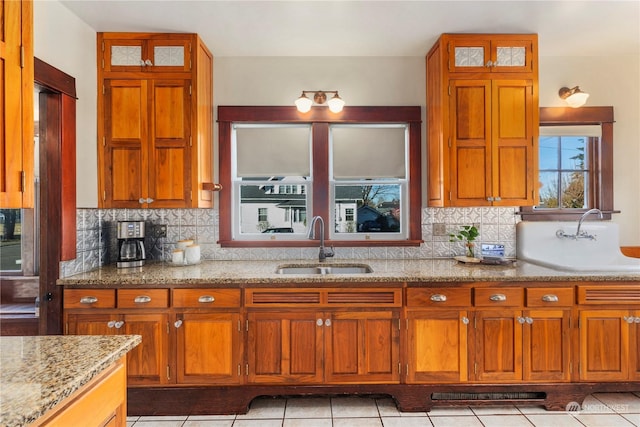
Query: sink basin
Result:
<box><xmin>516</xmin><ymin>221</ymin><xmax>640</xmax><ymax>272</ymax></box>
<box><xmin>275</xmin><ymin>264</ymin><xmax>373</xmax><ymax>275</ymax></box>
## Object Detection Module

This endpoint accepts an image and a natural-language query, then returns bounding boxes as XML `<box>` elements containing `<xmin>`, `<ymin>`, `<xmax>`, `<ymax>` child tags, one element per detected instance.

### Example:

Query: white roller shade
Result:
<box><xmin>235</xmin><ymin>125</ymin><xmax>311</xmax><ymax>177</ymax></box>
<box><xmin>539</xmin><ymin>125</ymin><xmax>601</xmax><ymax>137</ymax></box>
<box><xmin>331</xmin><ymin>126</ymin><xmax>406</xmax><ymax>179</ymax></box>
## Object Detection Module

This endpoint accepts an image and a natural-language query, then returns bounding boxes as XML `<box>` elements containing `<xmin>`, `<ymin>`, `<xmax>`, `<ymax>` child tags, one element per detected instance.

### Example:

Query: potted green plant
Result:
<box><xmin>449</xmin><ymin>225</ymin><xmax>479</xmax><ymax>258</ymax></box>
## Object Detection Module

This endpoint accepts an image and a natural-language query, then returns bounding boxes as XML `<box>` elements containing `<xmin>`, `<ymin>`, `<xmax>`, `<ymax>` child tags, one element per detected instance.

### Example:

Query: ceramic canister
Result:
<box><xmin>185</xmin><ymin>244</ymin><xmax>201</xmax><ymax>264</ymax></box>
<box><xmin>176</xmin><ymin>239</ymin><xmax>194</xmax><ymax>251</ymax></box>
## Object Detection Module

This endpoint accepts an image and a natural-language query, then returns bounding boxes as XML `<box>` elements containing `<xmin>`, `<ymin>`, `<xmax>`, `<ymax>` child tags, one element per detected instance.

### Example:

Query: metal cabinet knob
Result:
<box><xmin>107</xmin><ymin>320</ymin><xmax>116</xmax><ymax>328</ymax></box>
<box><xmin>624</xmin><ymin>316</ymin><xmax>635</xmax><ymax>324</ymax></box>
<box><xmin>461</xmin><ymin>317</ymin><xmax>469</xmax><ymax>325</ymax></box>
<box><xmin>114</xmin><ymin>321</ymin><xmax>124</xmax><ymax>329</ymax></box>
<box><xmin>430</xmin><ymin>294</ymin><xmax>447</xmax><ymax>302</ymax></box>
<box><xmin>316</xmin><ymin>319</ymin><xmax>323</xmax><ymax>327</ymax></box>
<box><xmin>174</xmin><ymin>320</ymin><xmax>183</xmax><ymax>328</ymax></box>
<box><xmin>325</xmin><ymin>319</ymin><xmax>332</xmax><ymax>327</ymax></box>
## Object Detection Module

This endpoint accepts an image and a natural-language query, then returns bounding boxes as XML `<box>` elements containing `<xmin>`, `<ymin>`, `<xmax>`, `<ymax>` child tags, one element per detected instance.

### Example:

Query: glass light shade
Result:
<box><xmin>327</xmin><ymin>94</ymin><xmax>345</xmax><ymax>113</ymax></box>
<box><xmin>295</xmin><ymin>95</ymin><xmax>313</xmax><ymax>113</ymax></box>
<box><xmin>566</xmin><ymin>92</ymin><xmax>589</xmax><ymax>108</ymax></box>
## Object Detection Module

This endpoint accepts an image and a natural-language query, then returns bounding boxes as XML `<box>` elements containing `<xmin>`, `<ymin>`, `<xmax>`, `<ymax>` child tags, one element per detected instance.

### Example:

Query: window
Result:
<box><xmin>218</xmin><ymin>106</ymin><xmax>422</xmax><ymax>247</ymax></box>
<box><xmin>520</xmin><ymin>107</ymin><xmax>614</xmax><ymax>220</ymax></box>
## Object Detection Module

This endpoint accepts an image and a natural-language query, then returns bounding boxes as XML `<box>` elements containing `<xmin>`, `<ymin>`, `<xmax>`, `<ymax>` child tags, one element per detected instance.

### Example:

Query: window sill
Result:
<box><xmin>218</xmin><ymin>239</ymin><xmax>423</xmax><ymax>248</ymax></box>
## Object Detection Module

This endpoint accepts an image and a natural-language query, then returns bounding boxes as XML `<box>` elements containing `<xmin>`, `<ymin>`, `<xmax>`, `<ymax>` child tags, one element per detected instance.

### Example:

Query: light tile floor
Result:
<box><xmin>127</xmin><ymin>392</ymin><xmax>640</xmax><ymax>427</ymax></box>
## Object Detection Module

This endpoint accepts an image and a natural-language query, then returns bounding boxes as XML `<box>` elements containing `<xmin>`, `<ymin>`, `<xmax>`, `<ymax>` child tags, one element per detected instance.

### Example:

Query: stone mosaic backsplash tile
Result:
<box><xmin>60</xmin><ymin>207</ymin><xmax>521</xmax><ymax>278</ymax></box>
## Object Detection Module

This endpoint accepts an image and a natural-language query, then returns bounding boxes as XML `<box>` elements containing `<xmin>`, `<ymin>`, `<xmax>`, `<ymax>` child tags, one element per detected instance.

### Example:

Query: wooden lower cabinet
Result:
<box><xmin>579</xmin><ymin>309</ymin><xmax>631</xmax><ymax>381</ymax></box>
<box><xmin>175</xmin><ymin>312</ymin><xmax>242</xmax><ymax>384</ymax></box>
<box><xmin>406</xmin><ymin>309</ymin><xmax>469</xmax><ymax>382</ymax></box>
<box><xmin>33</xmin><ymin>356</ymin><xmax>127</xmax><ymax>427</ymax></box>
<box><xmin>406</xmin><ymin>285</ymin><xmax>571</xmax><ymax>384</ymax></box>
<box><xmin>66</xmin><ymin>312</ymin><xmax>169</xmax><ymax>385</ymax></box>
<box><xmin>64</xmin><ymin>288</ymin><xmax>243</xmax><ymax>387</ymax></box>
<box><xmin>247</xmin><ymin>310</ymin><xmax>400</xmax><ymax>384</ymax></box>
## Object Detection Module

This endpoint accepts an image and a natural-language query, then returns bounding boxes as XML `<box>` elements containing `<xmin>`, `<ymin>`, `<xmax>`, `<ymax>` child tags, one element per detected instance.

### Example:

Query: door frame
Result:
<box><xmin>35</xmin><ymin>58</ymin><xmax>76</xmax><ymax>334</ymax></box>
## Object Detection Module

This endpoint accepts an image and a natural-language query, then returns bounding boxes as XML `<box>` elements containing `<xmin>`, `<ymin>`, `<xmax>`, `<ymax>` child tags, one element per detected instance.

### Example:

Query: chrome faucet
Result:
<box><xmin>556</xmin><ymin>208</ymin><xmax>604</xmax><ymax>240</ymax></box>
<box><xmin>576</xmin><ymin>208</ymin><xmax>604</xmax><ymax>239</ymax></box>
<box><xmin>307</xmin><ymin>216</ymin><xmax>335</xmax><ymax>262</ymax></box>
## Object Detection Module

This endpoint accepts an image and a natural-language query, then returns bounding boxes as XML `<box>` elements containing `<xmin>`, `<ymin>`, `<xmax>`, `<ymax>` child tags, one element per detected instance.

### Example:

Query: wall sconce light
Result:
<box><xmin>558</xmin><ymin>86</ymin><xmax>590</xmax><ymax>108</ymax></box>
<box><xmin>295</xmin><ymin>90</ymin><xmax>345</xmax><ymax>113</ymax></box>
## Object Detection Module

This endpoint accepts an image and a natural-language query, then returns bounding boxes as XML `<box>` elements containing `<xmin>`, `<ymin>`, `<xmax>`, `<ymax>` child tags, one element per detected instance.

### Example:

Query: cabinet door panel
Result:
<box><xmin>492</xmin><ymin>80</ymin><xmax>535</xmax><ymax>205</ymax></box>
<box><xmin>176</xmin><ymin>313</ymin><xmax>241</xmax><ymax>384</ymax></box>
<box><xmin>450</xmin><ymin>80</ymin><xmax>491</xmax><ymax>206</ymax></box>
<box><xmin>104</xmin><ymin>79</ymin><xmax>148</xmax><ymax>207</ymax></box>
<box><xmin>325</xmin><ymin>311</ymin><xmax>400</xmax><ymax>383</ymax></box>
<box><xmin>475</xmin><ymin>310</ymin><xmax>522</xmax><ymax>381</ymax></box>
<box><xmin>632</xmin><ymin>310</ymin><xmax>640</xmax><ymax>381</ymax></box>
<box><xmin>579</xmin><ymin>310</ymin><xmax>629</xmax><ymax>381</ymax></box>
<box><xmin>148</xmin><ymin>80</ymin><xmax>190</xmax><ymax>207</ymax></box>
<box><xmin>122</xmin><ymin>313</ymin><xmax>169</xmax><ymax>385</ymax></box>
<box><xmin>247</xmin><ymin>312</ymin><xmax>323</xmax><ymax>383</ymax></box>
<box><xmin>0</xmin><ymin>0</ymin><xmax>33</xmax><ymax>208</ymax></box>
<box><xmin>407</xmin><ymin>310</ymin><xmax>468</xmax><ymax>383</ymax></box>
<box><xmin>523</xmin><ymin>310</ymin><xmax>570</xmax><ymax>381</ymax></box>
<box><xmin>66</xmin><ymin>313</ymin><xmax>117</xmax><ymax>336</ymax></box>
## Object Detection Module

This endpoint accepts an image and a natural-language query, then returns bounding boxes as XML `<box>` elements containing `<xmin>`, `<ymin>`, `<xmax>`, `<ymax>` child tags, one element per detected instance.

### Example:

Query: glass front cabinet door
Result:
<box><xmin>448</xmin><ymin>36</ymin><xmax>535</xmax><ymax>74</ymax></box>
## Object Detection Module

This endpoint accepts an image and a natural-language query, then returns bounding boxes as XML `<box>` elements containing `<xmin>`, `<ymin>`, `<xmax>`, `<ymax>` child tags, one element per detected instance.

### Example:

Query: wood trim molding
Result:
<box><xmin>34</xmin><ymin>57</ymin><xmax>77</xmax><ymax>98</ymax></box>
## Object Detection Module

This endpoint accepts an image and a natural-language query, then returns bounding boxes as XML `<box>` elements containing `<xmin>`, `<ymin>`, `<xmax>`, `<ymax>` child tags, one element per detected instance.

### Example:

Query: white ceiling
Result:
<box><xmin>59</xmin><ymin>0</ymin><xmax>640</xmax><ymax>58</ymax></box>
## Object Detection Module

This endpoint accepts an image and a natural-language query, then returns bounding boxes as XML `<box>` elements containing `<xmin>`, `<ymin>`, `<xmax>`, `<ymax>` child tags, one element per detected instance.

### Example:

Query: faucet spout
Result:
<box><xmin>576</xmin><ymin>208</ymin><xmax>604</xmax><ymax>238</ymax></box>
<box><xmin>308</xmin><ymin>216</ymin><xmax>335</xmax><ymax>262</ymax></box>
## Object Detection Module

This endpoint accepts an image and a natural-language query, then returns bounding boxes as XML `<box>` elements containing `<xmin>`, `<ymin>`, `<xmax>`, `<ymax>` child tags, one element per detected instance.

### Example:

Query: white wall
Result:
<box><xmin>33</xmin><ymin>0</ymin><xmax>97</xmax><ymax>207</ymax></box>
<box><xmin>33</xmin><ymin>1</ymin><xmax>640</xmax><ymax>245</ymax></box>
<box><xmin>539</xmin><ymin>55</ymin><xmax>640</xmax><ymax>245</ymax></box>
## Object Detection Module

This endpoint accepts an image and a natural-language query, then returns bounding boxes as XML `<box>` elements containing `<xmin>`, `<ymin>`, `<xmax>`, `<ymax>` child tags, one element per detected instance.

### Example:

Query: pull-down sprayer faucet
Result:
<box><xmin>307</xmin><ymin>216</ymin><xmax>335</xmax><ymax>262</ymax></box>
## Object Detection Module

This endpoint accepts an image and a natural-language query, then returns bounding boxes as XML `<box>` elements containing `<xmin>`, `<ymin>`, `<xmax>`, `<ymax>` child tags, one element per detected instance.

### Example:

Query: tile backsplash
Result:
<box><xmin>60</xmin><ymin>207</ymin><xmax>521</xmax><ymax>278</ymax></box>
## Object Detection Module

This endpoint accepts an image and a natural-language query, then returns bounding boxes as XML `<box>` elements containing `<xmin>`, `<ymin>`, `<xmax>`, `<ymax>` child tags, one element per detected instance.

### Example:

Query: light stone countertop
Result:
<box><xmin>0</xmin><ymin>335</ymin><xmax>141</xmax><ymax>427</ymax></box>
<box><xmin>57</xmin><ymin>259</ymin><xmax>640</xmax><ymax>288</ymax></box>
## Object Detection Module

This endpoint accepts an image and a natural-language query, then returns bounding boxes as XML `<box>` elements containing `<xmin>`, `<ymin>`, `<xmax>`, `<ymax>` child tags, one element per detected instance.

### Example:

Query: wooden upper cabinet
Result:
<box><xmin>427</xmin><ymin>34</ymin><xmax>538</xmax><ymax>207</ymax></box>
<box><xmin>447</xmin><ymin>36</ymin><xmax>536</xmax><ymax>74</ymax></box>
<box><xmin>97</xmin><ymin>32</ymin><xmax>213</xmax><ymax>208</ymax></box>
<box><xmin>0</xmin><ymin>0</ymin><xmax>34</xmax><ymax>208</ymax></box>
<box><xmin>101</xmin><ymin>33</ymin><xmax>192</xmax><ymax>74</ymax></box>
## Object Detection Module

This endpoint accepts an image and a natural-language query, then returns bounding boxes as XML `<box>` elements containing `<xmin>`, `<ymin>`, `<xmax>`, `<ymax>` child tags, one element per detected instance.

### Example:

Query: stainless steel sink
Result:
<box><xmin>275</xmin><ymin>264</ymin><xmax>373</xmax><ymax>275</ymax></box>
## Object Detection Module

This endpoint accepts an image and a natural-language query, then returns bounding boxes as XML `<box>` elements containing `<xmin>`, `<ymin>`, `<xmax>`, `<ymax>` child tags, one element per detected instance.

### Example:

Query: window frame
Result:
<box><xmin>520</xmin><ymin>106</ymin><xmax>614</xmax><ymax>221</ymax></box>
<box><xmin>218</xmin><ymin>106</ymin><xmax>422</xmax><ymax>248</ymax></box>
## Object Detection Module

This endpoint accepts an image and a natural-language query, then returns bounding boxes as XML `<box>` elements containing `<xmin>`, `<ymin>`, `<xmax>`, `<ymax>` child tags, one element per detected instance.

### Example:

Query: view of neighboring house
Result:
<box><xmin>239</xmin><ymin>178</ymin><xmax>400</xmax><ymax>234</ymax></box>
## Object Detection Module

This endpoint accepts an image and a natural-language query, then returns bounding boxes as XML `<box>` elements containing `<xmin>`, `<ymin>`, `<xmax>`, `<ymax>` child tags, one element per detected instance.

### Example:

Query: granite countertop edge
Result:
<box><xmin>57</xmin><ymin>259</ymin><xmax>640</xmax><ymax>288</ymax></box>
<box><xmin>0</xmin><ymin>335</ymin><xmax>141</xmax><ymax>426</ymax></box>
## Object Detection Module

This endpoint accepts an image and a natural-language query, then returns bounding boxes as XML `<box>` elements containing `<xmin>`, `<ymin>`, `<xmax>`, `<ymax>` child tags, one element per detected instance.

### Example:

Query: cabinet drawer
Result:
<box><xmin>474</xmin><ymin>288</ymin><xmax>523</xmax><ymax>307</ymax></box>
<box><xmin>406</xmin><ymin>287</ymin><xmax>471</xmax><ymax>307</ymax></box>
<box><xmin>526</xmin><ymin>287</ymin><xmax>574</xmax><ymax>307</ymax></box>
<box><xmin>64</xmin><ymin>289</ymin><xmax>116</xmax><ymax>309</ymax></box>
<box><xmin>117</xmin><ymin>289</ymin><xmax>169</xmax><ymax>308</ymax></box>
<box><xmin>173</xmin><ymin>289</ymin><xmax>241</xmax><ymax>308</ymax></box>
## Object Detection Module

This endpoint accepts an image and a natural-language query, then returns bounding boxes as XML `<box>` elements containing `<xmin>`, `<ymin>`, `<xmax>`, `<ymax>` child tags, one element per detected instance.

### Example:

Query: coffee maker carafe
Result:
<box><xmin>116</xmin><ymin>221</ymin><xmax>146</xmax><ymax>268</ymax></box>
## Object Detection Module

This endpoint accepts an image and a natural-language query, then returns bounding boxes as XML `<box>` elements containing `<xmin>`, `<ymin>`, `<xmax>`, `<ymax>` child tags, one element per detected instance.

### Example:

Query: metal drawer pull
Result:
<box><xmin>489</xmin><ymin>294</ymin><xmax>507</xmax><ymax>302</ymax></box>
<box><xmin>134</xmin><ymin>295</ymin><xmax>151</xmax><ymax>304</ymax></box>
<box><xmin>430</xmin><ymin>294</ymin><xmax>447</xmax><ymax>302</ymax></box>
<box><xmin>198</xmin><ymin>295</ymin><xmax>215</xmax><ymax>303</ymax></box>
<box><xmin>80</xmin><ymin>296</ymin><xmax>98</xmax><ymax>304</ymax></box>
<box><xmin>542</xmin><ymin>294</ymin><xmax>559</xmax><ymax>302</ymax></box>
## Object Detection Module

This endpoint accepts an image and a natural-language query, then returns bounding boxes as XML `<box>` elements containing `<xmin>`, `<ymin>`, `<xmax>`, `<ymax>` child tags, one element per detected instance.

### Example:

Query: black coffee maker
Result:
<box><xmin>116</xmin><ymin>221</ymin><xmax>146</xmax><ymax>268</ymax></box>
